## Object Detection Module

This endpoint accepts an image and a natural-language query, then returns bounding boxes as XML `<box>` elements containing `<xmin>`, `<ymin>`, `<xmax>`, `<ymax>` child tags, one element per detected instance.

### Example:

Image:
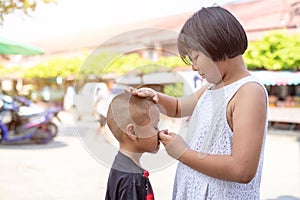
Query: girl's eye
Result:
<box><xmin>187</xmin><ymin>55</ymin><xmax>193</xmax><ymax>63</ymax></box>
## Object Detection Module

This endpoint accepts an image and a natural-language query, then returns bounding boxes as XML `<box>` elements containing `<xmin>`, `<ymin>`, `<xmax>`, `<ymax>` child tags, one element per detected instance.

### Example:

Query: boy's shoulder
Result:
<box><xmin>111</xmin><ymin>151</ymin><xmax>144</xmax><ymax>174</ymax></box>
<box><xmin>106</xmin><ymin>152</ymin><xmax>154</xmax><ymax>200</ymax></box>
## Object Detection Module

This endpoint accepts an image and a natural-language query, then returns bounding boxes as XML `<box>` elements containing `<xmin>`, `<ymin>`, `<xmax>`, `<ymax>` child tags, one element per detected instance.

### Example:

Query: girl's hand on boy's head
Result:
<box><xmin>130</xmin><ymin>87</ymin><xmax>159</xmax><ymax>103</ymax></box>
<box><xmin>159</xmin><ymin>130</ymin><xmax>187</xmax><ymax>160</ymax></box>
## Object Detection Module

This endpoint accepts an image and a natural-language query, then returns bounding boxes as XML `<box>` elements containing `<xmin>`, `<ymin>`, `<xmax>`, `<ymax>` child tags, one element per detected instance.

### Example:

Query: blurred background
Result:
<box><xmin>0</xmin><ymin>0</ymin><xmax>299</xmax><ymax>199</ymax></box>
<box><xmin>0</xmin><ymin>0</ymin><xmax>299</xmax><ymax>129</ymax></box>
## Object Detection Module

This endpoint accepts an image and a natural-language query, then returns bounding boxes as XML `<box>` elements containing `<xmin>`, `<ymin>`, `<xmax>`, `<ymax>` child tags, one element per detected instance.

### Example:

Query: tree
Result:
<box><xmin>22</xmin><ymin>57</ymin><xmax>83</xmax><ymax>78</ymax></box>
<box><xmin>244</xmin><ymin>31</ymin><xmax>300</xmax><ymax>71</ymax></box>
<box><xmin>4</xmin><ymin>52</ymin><xmax>186</xmax><ymax>79</ymax></box>
<box><xmin>0</xmin><ymin>0</ymin><xmax>56</xmax><ymax>25</ymax></box>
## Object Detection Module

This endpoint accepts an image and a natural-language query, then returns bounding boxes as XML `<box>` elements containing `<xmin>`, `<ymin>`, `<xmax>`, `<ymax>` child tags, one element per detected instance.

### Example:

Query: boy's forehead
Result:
<box><xmin>148</xmin><ymin>105</ymin><xmax>160</xmax><ymax>119</ymax></box>
<box><xmin>133</xmin><ymin>103</ymin><xmax>159</xmax><ymax>124</ymax></box>
<box><xmin>109</xmin><ymin>94</ymin><xmax>158</xmax><ymax>128</ymax></box>
<box><xmin>149</xmin><ymin>104</ymin><xmax>159</xmax><ymax>114</ymax></box>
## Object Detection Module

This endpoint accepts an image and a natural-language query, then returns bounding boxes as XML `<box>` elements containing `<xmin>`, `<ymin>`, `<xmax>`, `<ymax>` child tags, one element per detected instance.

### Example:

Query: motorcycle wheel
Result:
<box><xmin>0</xmin><ymin>128</ymin><xmax>3</xmax><ymax>142</ymax></box>
<box><xmin>34</xmin><ymin>122</ymin><xmax>58</xmax><ymax>144</ymax></box>
<box><xmin>46</xmin><ymin>122</ymin><xmax>58</xmax><ymax>138</ymax></box>
<box><xmin>34</xmin><ymin>130</ymin><xmax>52</xmax><ymax>144</ymax></box>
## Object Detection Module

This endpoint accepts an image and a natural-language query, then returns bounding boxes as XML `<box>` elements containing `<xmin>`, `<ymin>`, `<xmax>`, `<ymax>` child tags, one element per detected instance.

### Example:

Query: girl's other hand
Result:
<box><xmin>159</xmin><ymin>130</ymin><xmax>188</xmax><ymax>160</ymax></box>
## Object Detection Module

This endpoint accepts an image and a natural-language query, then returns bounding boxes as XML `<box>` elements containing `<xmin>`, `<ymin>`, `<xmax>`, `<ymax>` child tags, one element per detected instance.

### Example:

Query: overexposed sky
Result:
<box><xmin>0</xmin><ymin>0</ymin><xmax>234</xmax><ymax>43</ymax></box>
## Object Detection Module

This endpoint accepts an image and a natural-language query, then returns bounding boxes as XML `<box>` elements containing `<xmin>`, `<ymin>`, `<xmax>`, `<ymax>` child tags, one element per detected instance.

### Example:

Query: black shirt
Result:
<box><xmin>105</xmin><ymin>151</ymin><xmax>154</xmax><ymax>200</ymax></box>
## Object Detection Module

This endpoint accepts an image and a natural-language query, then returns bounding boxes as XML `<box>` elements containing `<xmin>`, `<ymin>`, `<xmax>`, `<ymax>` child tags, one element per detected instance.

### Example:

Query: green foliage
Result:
<box><xmin>22</xmin><ymin>57</ymin><xmax>83</xmax><ymax>78</ymax></box>
<box><xmin>79</xmin><ymin>51</ymin><xmax>119</xmax><ymax>77</ymax></box>
<box><xmin>163</xmin><ymin>82</ymin><xmax>184</xmax><ymax>97</ymax></box>
<box><xmin>0</xmin><ymin>65</ymin><xmax>24</xmax><ymax>77</ymax></box>
<box><xmin>0</xmin><ymin>52</ymin><xmax>186</xmax><ymax>79</ymax></box>
<box><xmin>79</xmin><ymin>52</ymin><xmax>186</xmax><ymax>79</ymax></box>
<box><xmin>108</xmin><ymin>53</ymin><xmax>150</xmax><ymax>74</ymax></box>
<box><xmin>244</xmin><ymin>31</ymin><xmax>300</xmax><ymax>71</ymax></box>
<box><xmin>156</xmin><ymin>56</ymin><xmax>186</xmax><ymax>68</ymax></box>
<box><xmin>0</xmin><ymin>0</ymin><xmax>56</xmax><ymax>25</ymax></box>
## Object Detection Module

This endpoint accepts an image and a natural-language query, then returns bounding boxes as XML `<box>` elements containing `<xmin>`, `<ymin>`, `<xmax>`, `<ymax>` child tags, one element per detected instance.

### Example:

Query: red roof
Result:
<box><xmin>224</xmin><ymin>0</ymin><xmax>300</xmax><ymax>40</ymax></box>
<box><xmin>33</xmin><ymin>0</ymin><xmax>300</xmax><ymax>55</ymax></box>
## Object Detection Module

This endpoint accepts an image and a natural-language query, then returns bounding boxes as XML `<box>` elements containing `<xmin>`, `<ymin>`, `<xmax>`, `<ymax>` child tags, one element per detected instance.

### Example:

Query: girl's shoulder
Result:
<box><xmin>233</xmin><ymin>80</ymin><xmax>268</xmax><ymax>108</ymax></box>
<box><xmin>237</xmin><ymin>76</ymin><xmax>267</xmax><ymax>97</ymax></box>
<box><xmin>229</xmin><ymin>76</ymin><xmax>268</xmax><ymax>110</ymax></box>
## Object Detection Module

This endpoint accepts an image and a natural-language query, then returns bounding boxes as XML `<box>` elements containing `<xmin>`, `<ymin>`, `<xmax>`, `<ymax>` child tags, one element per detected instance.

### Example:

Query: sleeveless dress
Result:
<box><xmin>173</xmin><ymin>76</ymin><xmax>268</xmax><ymax>200</ymax></box>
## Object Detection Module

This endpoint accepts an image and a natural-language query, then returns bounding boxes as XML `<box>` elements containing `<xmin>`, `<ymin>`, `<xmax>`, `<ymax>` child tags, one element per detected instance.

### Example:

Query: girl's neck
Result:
<box><xmin>214</xmin><ymin>56</ymin><xmax>250</xmax><ymax>89</ymax></box>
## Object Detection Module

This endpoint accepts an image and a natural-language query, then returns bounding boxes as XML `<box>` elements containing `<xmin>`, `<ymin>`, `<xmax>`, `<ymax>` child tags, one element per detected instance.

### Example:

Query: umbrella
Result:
<box><xmin>0</xmin><ymin>37</ymin><xmax>44</xmax><ymax>56</ymax></box>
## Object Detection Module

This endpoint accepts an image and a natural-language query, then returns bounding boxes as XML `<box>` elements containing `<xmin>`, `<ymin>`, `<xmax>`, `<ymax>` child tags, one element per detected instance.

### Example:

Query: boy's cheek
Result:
<box><xmin>136</xmin><ymin>128</ymin><xmax>157</xmax><ymax>139</ymax></box>
<box><xmin>141</xmin><ymin>133</ymin><xmax>159</xmax><ymax>139</ymax></box>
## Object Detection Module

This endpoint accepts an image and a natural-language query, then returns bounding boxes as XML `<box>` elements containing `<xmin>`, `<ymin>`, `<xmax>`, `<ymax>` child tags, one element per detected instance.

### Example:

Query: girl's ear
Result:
<box><xmin>126</xmin><ymin>124</ymin><xmax>137</xmax><ymax>140</ymax></box>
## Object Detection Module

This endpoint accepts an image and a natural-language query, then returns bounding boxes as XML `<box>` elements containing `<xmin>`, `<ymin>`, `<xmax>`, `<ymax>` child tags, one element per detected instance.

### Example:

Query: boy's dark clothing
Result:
<box><xmin>105</xmin><ymin>151</ymin><xmax>155</xmax><ymax>200</ymax></box>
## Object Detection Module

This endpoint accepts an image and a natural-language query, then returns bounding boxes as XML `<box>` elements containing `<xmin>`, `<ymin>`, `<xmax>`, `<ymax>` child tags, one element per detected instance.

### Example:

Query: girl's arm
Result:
<box><xmin>159</xmin><ymin>83</ymin><xmax>267</xmax><ymax>183</ymax></box>
<box><xmin>131</xmin><ymin>86</ymin><xmax>206</xmax><ymax>118</ymax></box>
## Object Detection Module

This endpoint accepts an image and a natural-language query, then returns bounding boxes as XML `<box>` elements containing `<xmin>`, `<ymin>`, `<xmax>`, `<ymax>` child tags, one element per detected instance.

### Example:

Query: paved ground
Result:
<box><xmin>0</xmin><ymin>111</ymin><xmax>299</xmax><ymax>200</ymax></box>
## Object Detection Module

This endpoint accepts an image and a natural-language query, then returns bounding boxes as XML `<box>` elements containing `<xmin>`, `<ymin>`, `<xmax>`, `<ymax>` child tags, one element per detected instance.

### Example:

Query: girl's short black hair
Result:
<box><xmin>177</xmin><ymin>6</ymin><xmax>248</xmax><ymax>64</ymax></box>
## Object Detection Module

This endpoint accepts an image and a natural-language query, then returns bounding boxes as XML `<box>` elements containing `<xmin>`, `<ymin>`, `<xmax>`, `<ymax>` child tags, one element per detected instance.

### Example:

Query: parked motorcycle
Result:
<box><xmin>0</xmin><ymin>95</ymin><xmax>61</xmax><ymax>145</ymax></box>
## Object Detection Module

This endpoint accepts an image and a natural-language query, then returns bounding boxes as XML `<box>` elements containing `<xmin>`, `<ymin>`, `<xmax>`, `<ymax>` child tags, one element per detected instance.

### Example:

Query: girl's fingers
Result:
<box><xmin>129</xmin><ymin>87</ymin><xmax>158</xmax><ymax>103</ymax></box>
<box><xmin>158</xmin><ymin>130</ymin><xmax>171</xmax><ymax>141</ymax></box>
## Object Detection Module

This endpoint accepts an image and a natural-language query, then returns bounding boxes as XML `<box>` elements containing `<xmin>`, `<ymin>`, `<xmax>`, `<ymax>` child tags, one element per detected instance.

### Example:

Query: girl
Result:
<box><xmin>131</xmin><ymin>6</ymin><xmax>268</xmax><ymax>200</ymax></box>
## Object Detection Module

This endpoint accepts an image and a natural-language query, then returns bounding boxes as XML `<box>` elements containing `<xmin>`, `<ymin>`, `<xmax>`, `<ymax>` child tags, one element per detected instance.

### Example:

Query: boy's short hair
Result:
<box><xmin>177</xmin><ymin>6</ymin><xmax>248</xmax><ymax>63</ymax></box>
<box><xmin>106</xmin><ymin>93</ymin><xmax>156</xmax><ymax>141</ymax></box>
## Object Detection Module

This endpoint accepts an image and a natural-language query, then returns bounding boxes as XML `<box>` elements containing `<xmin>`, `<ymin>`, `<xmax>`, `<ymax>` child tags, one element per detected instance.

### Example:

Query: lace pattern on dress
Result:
<box><xmin>172</xmin><ymin>76</ymin><xmax>268</xmax><ymax>200</ymax></box>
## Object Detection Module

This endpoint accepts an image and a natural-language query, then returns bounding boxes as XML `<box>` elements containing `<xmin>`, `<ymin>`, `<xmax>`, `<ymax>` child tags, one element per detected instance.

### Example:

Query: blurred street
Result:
<box><xmin>0</xmin><ymin>111</ymin><xmax>299</xmax><ymax>200</ymax></box>
<box><xmin>0</xmin><ymin>0</ymin><xmax>299</xmax><ymax>199</ymax></box>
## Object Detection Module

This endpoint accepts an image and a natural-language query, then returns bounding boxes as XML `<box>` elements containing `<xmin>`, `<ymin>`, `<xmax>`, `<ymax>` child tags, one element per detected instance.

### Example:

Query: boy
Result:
<box><xmin>105</xmin><ymin>92</ymin><xmax>161</xmax><ymax>200</ymax></box>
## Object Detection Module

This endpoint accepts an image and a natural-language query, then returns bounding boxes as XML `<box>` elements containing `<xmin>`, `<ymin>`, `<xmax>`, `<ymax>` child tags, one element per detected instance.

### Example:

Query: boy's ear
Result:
<box><xmin>126</xmin><ymin>124</ymin><xmax>137</xmax><ymax>140</ymax></box>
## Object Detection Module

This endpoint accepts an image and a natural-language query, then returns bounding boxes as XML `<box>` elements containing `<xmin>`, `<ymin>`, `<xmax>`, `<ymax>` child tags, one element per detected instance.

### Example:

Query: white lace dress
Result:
<box><xmin>173</xmin><ymin>76</ymin><xmax>268</xmax><ymax>200</ymax></box>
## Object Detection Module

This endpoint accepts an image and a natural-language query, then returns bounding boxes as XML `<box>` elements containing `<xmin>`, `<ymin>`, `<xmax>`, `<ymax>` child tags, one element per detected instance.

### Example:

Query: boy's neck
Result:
<box><xmin>119</xmin><ymin>148</ymin><xmax>143</xmax><ymax>167</ymax></box>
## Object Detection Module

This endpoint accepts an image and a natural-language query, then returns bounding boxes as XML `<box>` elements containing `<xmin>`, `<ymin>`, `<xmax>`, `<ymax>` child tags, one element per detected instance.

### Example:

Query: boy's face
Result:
<box><xmin>134</xmin><ymin>105</ymin><xmax>160</xmax><ymax>153</ymax></box>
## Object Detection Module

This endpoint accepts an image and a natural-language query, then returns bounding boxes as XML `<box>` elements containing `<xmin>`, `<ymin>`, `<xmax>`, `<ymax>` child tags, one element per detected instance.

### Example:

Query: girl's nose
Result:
<box><xmin>191</xmin><ymin>64</ymin><xmax>197</xmax><ymax>71</ymax></box>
